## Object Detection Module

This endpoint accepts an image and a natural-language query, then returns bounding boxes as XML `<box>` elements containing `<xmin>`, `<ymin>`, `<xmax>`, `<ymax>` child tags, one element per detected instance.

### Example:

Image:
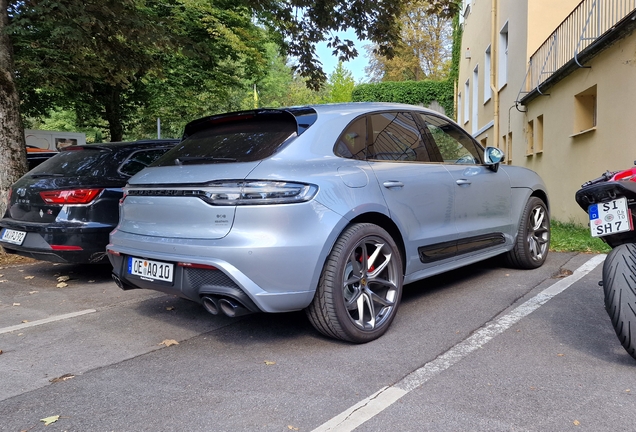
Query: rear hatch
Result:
<box><xmin>5</xmin><ymin>146</ymin><xmax>131</xmax><ymax>224</ymax></box>
<box><xmin>119</xmin><ymin>109</ymin><xmax>316</xmax><ymax>240</ymax></box>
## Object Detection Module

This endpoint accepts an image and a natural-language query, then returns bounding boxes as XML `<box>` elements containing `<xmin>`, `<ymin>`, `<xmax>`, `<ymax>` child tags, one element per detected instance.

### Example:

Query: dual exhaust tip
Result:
<box><xmin>201</xmin><ymin>295</ymin><xmax>251</xmax><ymax>318</ymax></box>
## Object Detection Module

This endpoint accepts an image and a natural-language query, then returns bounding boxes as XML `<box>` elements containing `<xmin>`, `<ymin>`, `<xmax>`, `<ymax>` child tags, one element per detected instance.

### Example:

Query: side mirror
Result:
<box><xmin>484</xmin><ymin>146</ymin><xmax>505</xmax><ymax>172</ymax></box>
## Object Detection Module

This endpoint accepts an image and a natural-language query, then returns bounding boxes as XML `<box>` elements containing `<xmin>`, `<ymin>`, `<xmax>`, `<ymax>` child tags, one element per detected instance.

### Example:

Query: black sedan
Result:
<box><xmin>0</xmin><ymin>139</ymin><xmax>179</xmax><ymax>264</ymax></box>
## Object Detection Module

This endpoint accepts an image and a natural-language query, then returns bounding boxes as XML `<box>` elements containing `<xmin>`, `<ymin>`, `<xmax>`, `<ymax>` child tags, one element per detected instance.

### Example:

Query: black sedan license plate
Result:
<box><xmin>1</xmin><ymin>228</ymin><xmax>27</xmax><ymax>245</ymax></box>
<box><xmin>128</xmin><ymin>256</ymin><xmax>174</xmax><ymax>283</ymax></box>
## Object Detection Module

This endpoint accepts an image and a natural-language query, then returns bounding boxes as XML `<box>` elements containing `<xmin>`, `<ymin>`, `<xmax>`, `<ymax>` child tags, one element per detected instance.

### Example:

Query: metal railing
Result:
<box><xmin>524</xmin><ymin>0</ymin><xmax>636</xmax><ymax>93</ymax></box>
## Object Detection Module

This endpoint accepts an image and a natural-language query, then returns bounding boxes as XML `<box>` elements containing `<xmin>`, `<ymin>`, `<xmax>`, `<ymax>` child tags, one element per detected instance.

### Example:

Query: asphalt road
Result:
<box><xmin>0</xmin><ymin>252</ymin><xmax>634</xmax><ymax>431</ymax></box>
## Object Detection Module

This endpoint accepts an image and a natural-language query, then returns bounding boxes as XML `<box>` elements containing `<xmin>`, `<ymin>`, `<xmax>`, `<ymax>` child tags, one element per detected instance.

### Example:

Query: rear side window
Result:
<box><xmin>335</xmin><ymin>117</ymin><xmax>367</xmax><ymax>160</ymax></box>
<box><xmin>368</xmin><ymin>112</ymin><xmax>428</xmax><ymax>162</ymax></box>
<box><xmin>119</xmin><ymin>148</ymin><xmax>171</xmax><ymax>176</ymax></box>
<box><xmin>153</xmin><ymin>117</ymin><xmax>297</xmax><ymax>166</ymax></box>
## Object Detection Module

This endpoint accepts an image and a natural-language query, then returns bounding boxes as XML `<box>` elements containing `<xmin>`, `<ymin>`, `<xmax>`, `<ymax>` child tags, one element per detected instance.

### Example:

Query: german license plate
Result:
<box><xmin>0</xmin><ymin>228</ymin><xmax>27</xmax><ymax>245</ymax></box>
<box><xmin>589</xmin><ymin>197</ymin><xmax>633</xmax><ymax>237</ymax></box>
<box><xmin>128</xmin><ymin>256</ymin><xmax>174</xmax><ymax>283</ymax></box>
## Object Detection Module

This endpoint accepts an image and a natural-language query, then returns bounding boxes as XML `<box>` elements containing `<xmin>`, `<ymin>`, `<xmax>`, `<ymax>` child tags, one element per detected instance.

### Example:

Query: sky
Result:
<box><xmin>314</xmin><ymin>30</ymin><xmax>370</xmax><ymax>83</ymax></box>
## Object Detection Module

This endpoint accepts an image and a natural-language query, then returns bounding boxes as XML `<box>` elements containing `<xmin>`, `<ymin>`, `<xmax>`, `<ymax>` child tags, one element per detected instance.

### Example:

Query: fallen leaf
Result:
<box><xmin>24</xmin><ymin>276</ymin><xmax>34</xmax><ymax>280</ymax></box>
<box><xmin>287</xmin><ymin>426</ymin><xmax>299</xmax><ymax>431</ymax></box>
<box><xmin>264</xmin><ymin>360</ymin><xmax>276</xmax><ymax>365</ymax></box>
<box><xmin>626</xmin><ymin>389</ymin><xmax>631</xmax><ymax>393</ymax></box>
<box><xmin>166</xmin><ymin>306</ymin><xmax>175</xmax><ymax>311</ymax></box>
<box><xmin>40</xmin><ymin>415</ymin><xmax>60</xmax><ymax>426</ymax></box>
<box><xmin>88</xmin><ymin>280</ymin><xmax>95</xmax><ymax>283</ymax></box>
<box><xmin>56</xmin><ymin>282</ymin><xmax>68</xmax><ymax>288</ymax></box>
<box><xmin>557</xmin><ymin>353</ymin><xmax>565</xmax><ymax>357</ymax></box>
<box><xmin>13</xmin><ymin>303</ymin><xmax>20</xmax><ymax>306</ymax></box>
<box><xmin>0</xmin><ymin>350</ymin><xmax>3</xmax><ymax>355</ymax></box>
<box><xmin>29</xmin><ymin>291</ymin><xmax>39</xmax><ymax>294</ymax></box>
<box><xmin>0</xmin><ymin>274</ymin><xmax>3</xmax><ymax>277</ymax></box>
<box><xmin>57</xmin><ymin>275</ymin><xmax>70</xmax><ymax>282</ymax></box>
<box><xmin>554</xmin><ymin>268</ymin><xmax>573</xmax><ymax>278</ymax></box>
<box><xmin>21</xmin><ymin>320</ymin><xmax>28</xmax><ymax>323</ymax></box>
<box><xmin>159</xmin><ymin>339</ymin><xmax>179</xmax><ymax>347</ymax></box>
<box><xmin>18</xmin><ymin>269</ymin><xmax>24</xmax><ymax>272</ymax></box>
<box><xmin>49</xmin><ymin>373</ymin><xmax>75</xmax><ymax>383</ymax></box>
<box><xmin>573</xmin><ymin>420</ymin><xmax>580</xmax><ymax>426</ymax></box>
<box><xmin>0</xmin><ymin>280</ymin><xmax>8</xmax><ymax>283</ymax></box>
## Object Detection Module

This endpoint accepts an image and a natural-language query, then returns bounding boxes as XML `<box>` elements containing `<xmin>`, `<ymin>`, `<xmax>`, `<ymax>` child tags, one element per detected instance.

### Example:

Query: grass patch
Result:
<box><xmin>550</xmin><ymin>220</ymin><xmax>611</xmax><ymax>254</ymax></box>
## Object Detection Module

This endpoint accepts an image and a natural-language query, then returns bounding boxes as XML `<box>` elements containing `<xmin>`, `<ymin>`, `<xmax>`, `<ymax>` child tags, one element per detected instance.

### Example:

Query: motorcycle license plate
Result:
<box><xmin>589</xmin><ymin>197</ymin><xmax>633</xmax><ymax>237</ymax></box>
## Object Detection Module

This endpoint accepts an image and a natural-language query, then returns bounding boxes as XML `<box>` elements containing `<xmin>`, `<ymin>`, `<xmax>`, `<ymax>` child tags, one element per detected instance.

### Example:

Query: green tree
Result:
<box><xmin>366</xmin><ymin>0</ymin><xmax>453</xmax><ymax>82</ymax></box>
<box><xmin>324</xmin><ymin>62</ymin><xmax>355</xmax><ymax>103</ymax></box>
<box><xmin>9</xmin><ymin>0</ymin><xmax>270</xmax><ymax>141</ymax></box>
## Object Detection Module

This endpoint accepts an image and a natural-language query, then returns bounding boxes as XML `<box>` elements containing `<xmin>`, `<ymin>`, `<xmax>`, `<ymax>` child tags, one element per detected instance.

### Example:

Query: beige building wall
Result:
<box><xmin>527</xmin><ymin>0</ymin><xmax>581</xmax><ymax>57</ymax></box>
<box><xmin>523</xmin><ymin>35</ymin><xmax>636</xmax><ymax>224</ymax></box>
<box><xmin>457</xmin><ymin>0</ymin><xmax>636</xmax><ymax>225</ymax></box>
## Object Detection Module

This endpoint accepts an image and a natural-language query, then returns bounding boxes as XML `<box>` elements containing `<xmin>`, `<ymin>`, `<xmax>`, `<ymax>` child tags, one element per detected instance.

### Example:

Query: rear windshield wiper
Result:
<box><xmin>30</xmin><ymin>173</ymin><xmax>64</xmax><ymax>178</ymax></box>
<box><xmin>174</xmin><ymin>156</ymin><xmax>238</xmax><ymax>165</ymax></box>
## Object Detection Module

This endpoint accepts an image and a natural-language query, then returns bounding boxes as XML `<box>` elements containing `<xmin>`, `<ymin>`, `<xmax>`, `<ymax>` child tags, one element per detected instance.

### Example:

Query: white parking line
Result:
<box><xmin>313</xmin><ymin>254</ymin><xmax>606</xmax><ymax>432</ymax></box>
<box><xmin>0</xmin><ymin>309</ymin><xmax>97</xmax><ymax>335</ymax></box>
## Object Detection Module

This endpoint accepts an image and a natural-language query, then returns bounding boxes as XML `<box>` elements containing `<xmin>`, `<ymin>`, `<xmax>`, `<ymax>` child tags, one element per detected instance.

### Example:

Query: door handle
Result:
<box><xmin>455</xmin><ymin>179</ymin><xmax>471</xmax><ymax>186</ymax></box>
<box><xmin>383</xmin><ymin>181</ymin><xmax>404</xmax><ymax>189</ymax></box>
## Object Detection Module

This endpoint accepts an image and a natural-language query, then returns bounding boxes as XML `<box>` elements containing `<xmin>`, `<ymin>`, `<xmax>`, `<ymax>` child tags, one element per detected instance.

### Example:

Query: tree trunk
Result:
<box><xmin>0</xmin><ymin>0</ymin><xmax>28</xmax><ymax>217</ymax></box>
<box><xmin>103</xmin><ymin>88</ymin><xmax>124</xmax><ymax>142</ymax></box>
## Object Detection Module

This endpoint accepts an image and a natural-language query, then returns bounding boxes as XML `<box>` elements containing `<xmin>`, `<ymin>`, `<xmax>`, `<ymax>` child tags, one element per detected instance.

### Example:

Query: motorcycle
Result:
<box><xmin>575</xmin><ymin>165</ymin><xmax>636</xmax><ymax>359</ymax></box>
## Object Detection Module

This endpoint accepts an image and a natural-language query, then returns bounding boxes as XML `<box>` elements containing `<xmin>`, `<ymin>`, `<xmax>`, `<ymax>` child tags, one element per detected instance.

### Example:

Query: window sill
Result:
<box><xmin>570</xmin><ymin>127</ymin><xmax>596</xmax><ymax>138</ymax></box>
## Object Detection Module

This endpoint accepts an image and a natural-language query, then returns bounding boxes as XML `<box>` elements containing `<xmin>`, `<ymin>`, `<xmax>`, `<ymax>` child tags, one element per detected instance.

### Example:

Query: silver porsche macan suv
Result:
<box><xmin>107</xmin><ymin>103</ymin><xmax>550</xmax><ymax>343</ymax></box>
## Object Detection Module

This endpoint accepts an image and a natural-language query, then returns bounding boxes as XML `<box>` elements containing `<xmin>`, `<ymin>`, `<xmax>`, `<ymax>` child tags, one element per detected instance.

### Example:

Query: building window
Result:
<box><xmin>526</xmin><ymin>119</ymin><xmax>534</xmax><ymax>156</ymax></box>
<box><xmin>484</xmin><ymin>46</ymin><xmax>492</xmax><ymax>103</ymax></box>
<box><xmin>464</xmin><ymin>80</ymin><xmax>470</xmax><ymax>125</ymax></box>
<box><xmin>498</xmin><ymin>22</ymin><xmax>508</xmax><ymax>90</ymax></box>
<box><xmin>457</xmin><ymin>93</ymin><xmax>462</xmax><ymax>124</ymax></box>
<box><xmin>573</xmin><ymin>85</ymin><xmax>597</xmax><ymax>135</ymax></box>
<box><xmin>536</xmin><ymin>115</ymin><xmax>544</xmax><ymax>153</ymax></box>
<box><xmin>472</xmin><ymin>66</ymin><xmax>479</xmax><ymax>134</ymax></box>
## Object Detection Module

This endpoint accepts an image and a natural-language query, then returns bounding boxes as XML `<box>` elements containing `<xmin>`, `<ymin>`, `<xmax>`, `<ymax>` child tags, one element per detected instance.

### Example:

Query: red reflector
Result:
<box><xmin>177</xmin><ymin>262</ymin><xmax>218</xmax><ymax>270</ymax></box>
<box><xmin>107</xmin><ymin>249</ymin><xmax>120</xmax><ymax>256</ymax></box>
<box><xmin>50</xmin><ymin>245</ymin><xmax>83</xmax><ymax>251</ymax></box>
<box><xmin>40</xmin><ymin>189</ymin><xmax>103</xmax><ymax>204</ymax></box>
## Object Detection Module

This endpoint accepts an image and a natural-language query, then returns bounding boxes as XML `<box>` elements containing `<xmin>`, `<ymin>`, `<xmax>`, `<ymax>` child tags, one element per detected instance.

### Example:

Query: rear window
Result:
<box><xmin>28</xmin><ymin>147</ymin><xmax>129</xmax><ymax>179</ymax></box>
<box><xmin>153</xmin><ymin>117</ymin><xmax>297</xmax><ymax>166</ymax></box>
<box><xmin>28</xmin><ymin>145</ymin><xmax>173</xmax><ymax>179</ymax></box>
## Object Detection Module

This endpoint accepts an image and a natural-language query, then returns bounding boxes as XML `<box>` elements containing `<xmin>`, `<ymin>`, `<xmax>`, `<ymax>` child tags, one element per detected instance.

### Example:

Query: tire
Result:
<box><xmin>504</xmin><ymin>196</ymin><xmax>550</xmax><ymax>269</ymax></box>
<box><xmin>602</xmin><ymin>243</ymin><xmax>636</xmax><ymax>360</ymax></box>
<box><xmin>306</xmin><ymin>223</ymin><xmax>403</xmax><ymax>343</ymax></box>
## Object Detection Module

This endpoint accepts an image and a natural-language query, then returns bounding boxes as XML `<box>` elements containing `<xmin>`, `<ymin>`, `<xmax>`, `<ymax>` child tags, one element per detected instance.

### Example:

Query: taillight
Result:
<box><xmin>40</xmin><ymin>189</ymin><xmax>103</xmax><ymax>204</ymax></box>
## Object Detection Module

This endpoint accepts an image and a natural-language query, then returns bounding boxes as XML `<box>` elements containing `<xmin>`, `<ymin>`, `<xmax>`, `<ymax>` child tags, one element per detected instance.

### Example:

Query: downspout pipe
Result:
<box><xmin>491</xmin><ymin>0</ymin><xmax>500</xmax><ymax>149</ymax></box>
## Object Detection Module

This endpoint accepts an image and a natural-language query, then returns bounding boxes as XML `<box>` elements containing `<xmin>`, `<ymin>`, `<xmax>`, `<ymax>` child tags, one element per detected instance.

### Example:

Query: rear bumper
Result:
<box><xmin>107</xmin><ymin>201</ymin><xmax>346</xmax><ymax>313</ymax></box>
<box><xmin>0</xmin><ymin>221</ymin><xmax>113</xmax><ymax>264</ymax></box>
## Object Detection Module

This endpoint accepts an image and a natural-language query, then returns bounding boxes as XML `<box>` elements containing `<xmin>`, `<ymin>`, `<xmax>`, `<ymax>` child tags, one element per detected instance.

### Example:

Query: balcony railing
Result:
<box><xmin>521</xmin><ymin>0</ymin><xmax>636</xmax><ymax>98</ymax></box>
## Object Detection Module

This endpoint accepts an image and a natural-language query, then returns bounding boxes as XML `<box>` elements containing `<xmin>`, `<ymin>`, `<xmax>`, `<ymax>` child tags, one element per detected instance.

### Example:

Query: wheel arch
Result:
<box><xmin>530</xmin><ymin>188</ymin><xmax>549</xmax><ymax>212</ymax></box>
<box><xmin>347</xmin><ymin>212</ymin><xmax>407</xmax><ymax>273</ymax></box>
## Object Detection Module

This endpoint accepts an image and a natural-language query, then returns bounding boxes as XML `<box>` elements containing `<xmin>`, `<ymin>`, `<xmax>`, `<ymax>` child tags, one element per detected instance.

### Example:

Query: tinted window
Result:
<box><xmin>28</xmin><ymin>147</ymin><xmax>130</xmax><ymax>178</ymax></box>
<box><xmin>154</xmin><ymin>118</ymin><xmax>297</xmax><ymax>166</ymax></box>
<box><xmin>119</xmin><ymin>148</ymin><xmax>171</xmax><ymax>176</ymax></box>
<box><xmin>334</xmin><ymin>117</ymin><xmax>367</xmax><ymax>160</ymax></box>
<box><xmin>419</xmin><ymin>114</ymin><xmax>483</xmax><ymax>164</ymax></box>
<box><xmin>369</xmin><ymin>112</ymin><xmax>429</xmax><ymax>162</ymax></box>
